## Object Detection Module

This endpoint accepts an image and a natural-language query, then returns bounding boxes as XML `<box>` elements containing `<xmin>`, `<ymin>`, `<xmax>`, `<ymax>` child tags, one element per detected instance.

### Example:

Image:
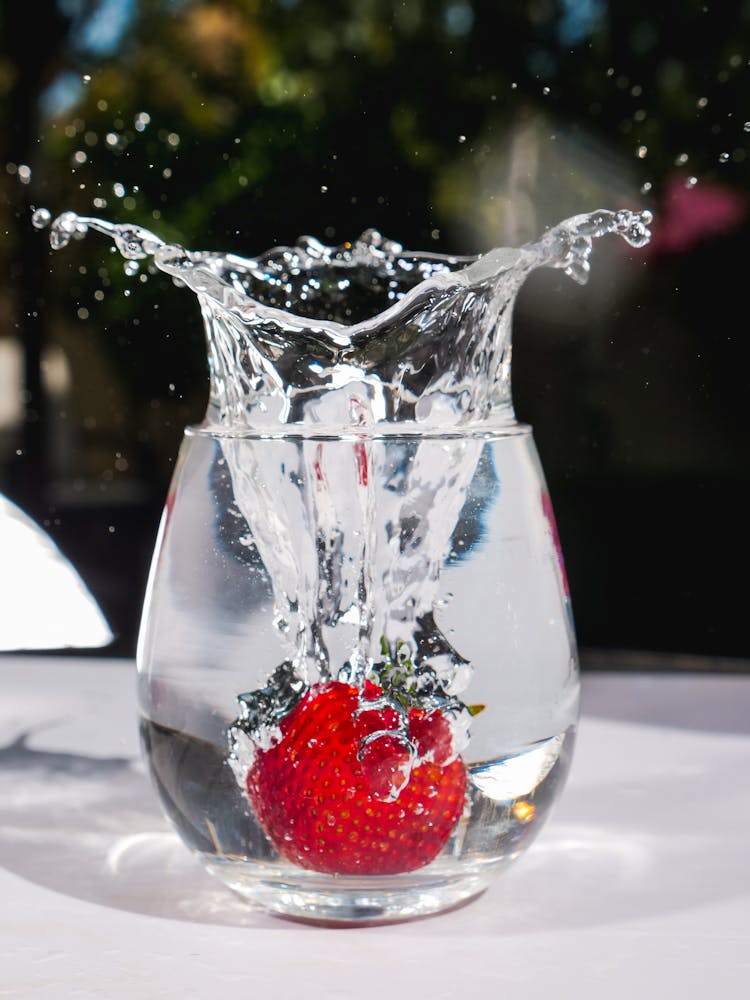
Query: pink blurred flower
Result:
<box><xmin>645</xmin><ymin>175</ymin><xmax>746</xmax><ymax>256</ymax></box>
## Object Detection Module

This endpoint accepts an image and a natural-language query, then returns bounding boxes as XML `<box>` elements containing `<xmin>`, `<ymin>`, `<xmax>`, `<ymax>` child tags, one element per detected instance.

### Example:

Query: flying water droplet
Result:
<box><xmin>31</xmin><ymin>208</ymin><xmax>51</xmax><ymax>230</ymax></box>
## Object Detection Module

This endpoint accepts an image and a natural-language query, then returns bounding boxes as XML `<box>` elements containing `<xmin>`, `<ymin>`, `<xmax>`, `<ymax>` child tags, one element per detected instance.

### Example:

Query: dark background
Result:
<box><xmin>1</xmin><ymin>0</ymin><xmax>748</xmax><ymax>663</ymax></box>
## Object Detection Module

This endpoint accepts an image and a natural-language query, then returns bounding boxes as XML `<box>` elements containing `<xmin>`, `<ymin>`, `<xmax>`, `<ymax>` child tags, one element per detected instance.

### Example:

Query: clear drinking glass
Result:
<box><xmin>137</xmin><ymin>424</ymin><xmax>578</xmax><ymax>921</ymax></box>
<box><xmin>37</xmin><ymin>205</ymin><xmax>651</xmax><ymax>922</ymax></box>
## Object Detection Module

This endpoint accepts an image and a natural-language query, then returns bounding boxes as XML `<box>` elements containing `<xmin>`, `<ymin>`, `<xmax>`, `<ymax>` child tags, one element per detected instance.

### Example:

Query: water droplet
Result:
<box><xmin>72</xmin><ymin>150</ymin><xmax>87</xmax><ymax>165</ymax></box>
<box><xmin>105</xmin><ymin>132</ymin><xmax>119</xmax><ymax>147</ymax></box>
<box><xmin>124</xmin><ymin>260</ymin><xmax>140</xmax><ymax>276</ymax></box>
<box><xmin>31</xmin><ymin>208</ymin><xmax>51</xmax><ymax>229</ymax></box>
<box><xmin>134</xmin><ymin>112</ymin><xmax>151</xmax><ymax>133</ymax></box>
<box><xmin>113</xmin><ymin>182</ymin><xmax>126</xmax><ymax>198</ymax></box>
<box><xmin>17</xmin><ymin>164</ymin><xmax>31</xmax><ymax>184</ymax></box>
<box><xmin>696</xmin><ymin>96</ymin><xmax>708</xmax><ymax>109</ymax></box>
<box><xmin>166</xmin><ymin>132</ymin><xmax>180</xmax><ymax>147</ymax></box>
<box><xmin>674</xmin><ymin>152</ymin><xmax>689</xmax><ymax>165</ymax></box>
<box><xmin>162</xmin><ymin>167</ymin><xmax>172</xmax><ymax>179</ymax></box>
<box><xmin>636</xmin><ymin>145</ymin><xmax>648</xmax><ymax>159</ymax></box>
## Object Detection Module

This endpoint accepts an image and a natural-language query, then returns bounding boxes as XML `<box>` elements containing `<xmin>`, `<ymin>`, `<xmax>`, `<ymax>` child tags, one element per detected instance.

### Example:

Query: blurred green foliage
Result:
<box><xmin>5</xmin><ymin>0</ymin><xmax>750</xmax><ymax>414</ymax></box>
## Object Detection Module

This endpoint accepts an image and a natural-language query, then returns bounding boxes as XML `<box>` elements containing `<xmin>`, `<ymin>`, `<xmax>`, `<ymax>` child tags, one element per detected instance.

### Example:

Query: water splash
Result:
<box><xmin>33</xmin><ymin>206</ymin><xmax>651</xmax><ymax>432</ymax></box>
<box><xmin>35</xmin><ymin>205</ymin><xmax>650</xmax><ymax>803</ymax></box>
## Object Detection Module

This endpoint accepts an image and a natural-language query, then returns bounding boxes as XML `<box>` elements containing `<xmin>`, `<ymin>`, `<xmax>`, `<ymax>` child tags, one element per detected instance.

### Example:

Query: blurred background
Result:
<box><xmin>0</xmin><ymin>0</ymin><xmax>748</xmax><ymax>663</ymax></box>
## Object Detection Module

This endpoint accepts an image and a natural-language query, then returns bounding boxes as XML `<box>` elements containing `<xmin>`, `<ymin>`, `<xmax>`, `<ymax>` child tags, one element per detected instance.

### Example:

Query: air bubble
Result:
<box><xmin>636</xmin><ymin>145</ymin><xmax>648</xmax><ymax>159</ymax></box>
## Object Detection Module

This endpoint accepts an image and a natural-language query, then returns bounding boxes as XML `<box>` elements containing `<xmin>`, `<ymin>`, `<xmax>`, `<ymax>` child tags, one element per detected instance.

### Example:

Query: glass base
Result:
<box><xmin>202</xmin><ymin>855</ymin><xmax>502</xmax><ymax>924</ymax></box>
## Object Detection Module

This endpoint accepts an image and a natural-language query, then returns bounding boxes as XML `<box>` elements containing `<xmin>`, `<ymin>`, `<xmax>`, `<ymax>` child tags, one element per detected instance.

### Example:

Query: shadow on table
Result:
<box><xmin>0</xmin><ymin>724</ymin><xmax>747</xmax><ymax>936</ymax></box>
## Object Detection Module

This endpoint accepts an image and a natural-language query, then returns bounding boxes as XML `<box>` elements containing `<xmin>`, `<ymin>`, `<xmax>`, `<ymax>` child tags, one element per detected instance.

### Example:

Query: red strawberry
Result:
<box><xmin>245</xmin><ymin>680</ymin><xmax>467</xmax><ymax>875</ymax></box>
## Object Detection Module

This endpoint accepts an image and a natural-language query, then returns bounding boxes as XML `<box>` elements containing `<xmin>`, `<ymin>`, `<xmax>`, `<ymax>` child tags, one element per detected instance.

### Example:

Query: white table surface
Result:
<box><xmin>1</xmin><ymin>655</ymin><xmax>749</xmax><ymax>999</ymax></box>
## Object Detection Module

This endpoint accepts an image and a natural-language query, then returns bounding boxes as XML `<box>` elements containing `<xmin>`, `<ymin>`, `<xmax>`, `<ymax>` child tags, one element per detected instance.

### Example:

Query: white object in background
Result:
<box><xmin>0</xmin><ymin>493</ymin><xmax>112</xmax><ymax>650</ymax></box>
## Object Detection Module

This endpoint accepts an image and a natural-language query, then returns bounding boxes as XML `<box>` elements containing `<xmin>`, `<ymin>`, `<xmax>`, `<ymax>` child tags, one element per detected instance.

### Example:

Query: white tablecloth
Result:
<box><xmin>1</xmin><ymin>655</ymin><xmax>748</xmax><ymax>998</ymax></box>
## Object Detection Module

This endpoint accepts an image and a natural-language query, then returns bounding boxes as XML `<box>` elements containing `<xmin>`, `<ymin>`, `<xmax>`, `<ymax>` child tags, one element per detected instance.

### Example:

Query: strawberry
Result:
<box><xmin>245</xmin><ymin>680</ymin><xmax>467</xmax><ymax>875</ymax></box>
